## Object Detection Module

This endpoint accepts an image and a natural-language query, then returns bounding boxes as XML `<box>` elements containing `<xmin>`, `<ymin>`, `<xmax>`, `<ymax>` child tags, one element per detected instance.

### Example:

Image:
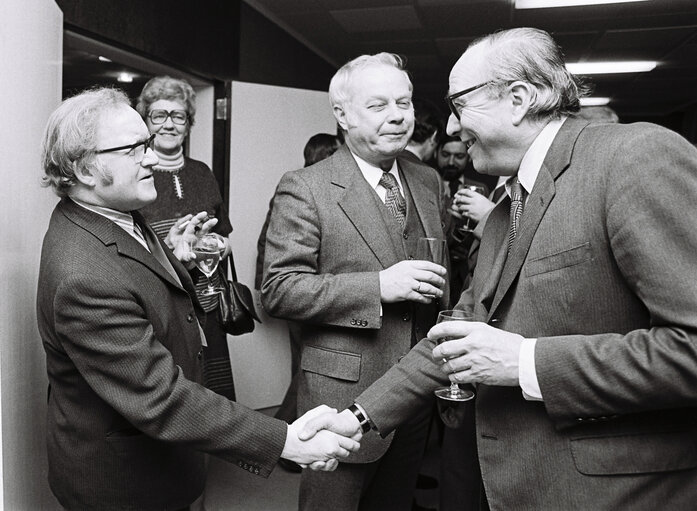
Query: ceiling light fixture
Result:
<box><xmin>566</xmin><ymin>61</ymin><xmax>657</xmax><ymax>74</ymax></box>
<box><xmin>117</xmin><ymin>72</ymin><xmax>134</xmax><ymax>83</ymax></box>
<box><xmin>580</xmin><ymin>97</ymin><xmax>611</xmax><ymax>106</ymax></box>
<box><xmin>515</xmin><ymin>0</ymin><xmax>649</xmax><ymax>9</ymax></box>
<box><xmin>98</xmin><ymin>56</ymin><xmax>112</xmax><ymax>63</ymax></box>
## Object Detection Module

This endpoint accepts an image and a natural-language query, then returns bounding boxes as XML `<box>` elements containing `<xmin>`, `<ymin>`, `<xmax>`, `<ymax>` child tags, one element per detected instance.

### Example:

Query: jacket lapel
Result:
<box><xmin>61</xmin><ymin>198</ymin><xmax>186</xmax><ymax>291</ymax></box>
<box><xmin>486</xmin><ymin>117</ymin><xmax>587</xmax><ymax>318</ymax></box>
<box><xmin>334</xmin><ymin>147</ymin><xmax>401</xmax><ymax>268</ymax></box>
<box><xmin>398</xmin><ymin>155</ymin><xmax>443</xmax><ymax>239</ymax></box>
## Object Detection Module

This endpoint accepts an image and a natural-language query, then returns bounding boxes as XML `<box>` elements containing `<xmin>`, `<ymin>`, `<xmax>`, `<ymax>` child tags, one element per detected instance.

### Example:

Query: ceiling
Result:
<box><xmin>245</xmin><ymin>0</ymin><xmax>697</xmax><ymax>120</ymax></box>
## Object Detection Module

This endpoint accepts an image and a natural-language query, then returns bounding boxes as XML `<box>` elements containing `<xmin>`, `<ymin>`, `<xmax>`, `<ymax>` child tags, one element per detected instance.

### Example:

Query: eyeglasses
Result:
<box><xmin>148</xmin><ymin>109</ymin><xmax>188</xmax><ymax>125</ymax></box>
<box><xmin>96</xmin><ymin>134</ymin><xmax>155</xmax><ymax>163</ymax></box>
<box><xmin>445</xmin><ymin>81</ymin><xmax>493</xmax><ymax>121</ymax></box>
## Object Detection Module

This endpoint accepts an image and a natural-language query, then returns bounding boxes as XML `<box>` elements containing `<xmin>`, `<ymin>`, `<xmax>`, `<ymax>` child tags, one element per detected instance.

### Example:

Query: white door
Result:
<box><xmin>0</xmin><ymin>0</ymin><xmax>63</xmax><ymax>508</ymax></box>
<box><xmin>227</xmin><ymin>81</ymin><xmax>337</xmax><ymax>409</ymax></box>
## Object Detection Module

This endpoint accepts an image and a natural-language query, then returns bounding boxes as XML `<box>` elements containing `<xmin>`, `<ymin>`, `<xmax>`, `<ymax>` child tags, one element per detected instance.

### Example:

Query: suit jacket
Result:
<box><xmin>37</xmin><ymin>198</ymin><xmax>287</xmax><ymax>511</ymax></box>
<box><xmin>356</xmin><ymin>118</ymin><xmax>697</xmax><ymax>509</ymax></box>
<box><xmin>261</xmin><ymin>145</ymin><xmax>448</xmax><ymax>463</ymax></box>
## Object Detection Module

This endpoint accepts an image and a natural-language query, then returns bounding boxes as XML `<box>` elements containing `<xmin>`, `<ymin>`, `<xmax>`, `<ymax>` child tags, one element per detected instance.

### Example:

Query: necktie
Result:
<box><xmin>379</xmin><ymin>172</ymin><xmax>406</xmax><ymax>228</ymax></box>
<box><xmin>133</xmin><ymin>216</ymin><xmax>181</xmax><ymax>285</ymax></box>
<box><xmin>507</xmin><ymin>177</ymin><xmax>525</xmax><ymax>253</ymax></box>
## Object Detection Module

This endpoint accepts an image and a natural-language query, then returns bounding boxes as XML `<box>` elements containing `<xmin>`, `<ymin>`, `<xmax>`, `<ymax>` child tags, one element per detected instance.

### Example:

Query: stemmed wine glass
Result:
<box><xmin>434</xmin><ymin>309</ymin><xmax>476</xmax><ymax>428</ymax></box>
<box><xmin>192</xmin><ymin>233</ymin><xmax>225</xmax><ymax>296</ymax></box>
<box><xmin>457</xmin><ymin>185</ymin><xmax>486</xmax><ymax>232</ymax></box>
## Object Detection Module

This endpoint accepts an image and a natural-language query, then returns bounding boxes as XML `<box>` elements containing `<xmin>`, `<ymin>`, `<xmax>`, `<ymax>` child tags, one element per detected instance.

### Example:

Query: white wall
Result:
<box><xmin>227</xmin><ymin>81</ymin><xmax>336</xmax><ymax>409</ymax></box>
<box><xmin>0</xmin><ymin>0</ymin><xmax>63</xmax><ymax>508</ymax></box>
<box><xmin>189</xmin><ymin>85</ymin><xmax>215</xmax><ymax>168</ymax></box>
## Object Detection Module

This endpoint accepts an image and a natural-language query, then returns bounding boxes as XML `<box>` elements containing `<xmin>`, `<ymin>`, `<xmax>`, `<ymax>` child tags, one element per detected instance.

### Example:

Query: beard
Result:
<box><xmin>441</xmin><ymin>165</ymin><xmax>463</xmax><ymax>181</ymax></box>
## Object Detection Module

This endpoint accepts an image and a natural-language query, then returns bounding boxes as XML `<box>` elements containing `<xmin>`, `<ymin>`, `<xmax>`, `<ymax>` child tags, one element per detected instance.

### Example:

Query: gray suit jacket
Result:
<box><xmin>356</xmin><ymin>118</ymin><xmax>697</xmax><ymax>509</ymax></box>
<box><xmin>261</xmin><ymin>145</ymin><xmax>447</xmax><ymax>462</ymax></box>
<box><xmin>37</xmin><ymin>198</ymin><xmax>287</xmax><ymax>510</ymax></box>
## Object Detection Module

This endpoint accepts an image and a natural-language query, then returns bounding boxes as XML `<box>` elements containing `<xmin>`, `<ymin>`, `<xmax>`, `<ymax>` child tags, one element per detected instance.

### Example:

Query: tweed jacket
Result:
<box><xmin>37</xmin><ymin>198</ymin><xmax>287</xmax><ymax>511</ymax></box>
<box><xmin>356</xmin><ymin>118</ymin><xmax>697</xmax><ymax>509</ymax></box>
<box><xmin>261</xmin><ymin>145</ymin><xmax>448</xmax><ymax>463</ymax></box>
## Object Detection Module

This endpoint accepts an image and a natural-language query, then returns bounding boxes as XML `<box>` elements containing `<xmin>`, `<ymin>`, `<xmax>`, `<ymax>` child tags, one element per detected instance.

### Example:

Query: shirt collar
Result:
<box><xmin>508</xmin><ymin>116</ymin><xmax>567</xmax><ymax>197</ymax></box>
<box><xmin>70</xmin><ymin>197</ymin><xmax>145</xmax><ymax>246</ymax></box>
<box><xmin>350</xmin><ymin>150</ymin><xmax>403</xmax><ymax>192</ymax></box>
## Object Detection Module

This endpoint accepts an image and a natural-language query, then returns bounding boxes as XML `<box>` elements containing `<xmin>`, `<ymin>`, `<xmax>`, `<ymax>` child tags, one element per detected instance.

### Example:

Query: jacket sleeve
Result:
<box><xmin>537</xmin><ymin>125</ymin><xmax>697</xmax><ymax>425</ymax></box>
<box><xmin>53</xmin><ymin>270</ymin><xmax>287</xmax><ymax>477</ymax></box>
<box><xmin>260</xmin><ymin>170</ymin><xmax>382</xmax><ymax>328</ymax></box>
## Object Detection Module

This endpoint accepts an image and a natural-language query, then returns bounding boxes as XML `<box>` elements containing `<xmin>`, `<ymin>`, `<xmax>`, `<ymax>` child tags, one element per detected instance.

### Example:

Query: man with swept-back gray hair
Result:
<box><xmin>302</xmin><ymin>27</ymin><xmax>697</xmax><ymax>510</ymax></box>
<box><xmin>262</xmin><ymin>53</ymin><xmax>449</xmax><ymax>509</ymax></box>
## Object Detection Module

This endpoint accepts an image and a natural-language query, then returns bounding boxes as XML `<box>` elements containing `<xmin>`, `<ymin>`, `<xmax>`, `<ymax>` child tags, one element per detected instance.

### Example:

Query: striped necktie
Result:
<box><xmin>507</xmin><ymin>177</ymin><xmax>525</xmax><ymax>253</ymax></box>
<box><xmin>379</xmin><ymin>172</ymin><xmax>406</xmax><ymax>228</ymax></box>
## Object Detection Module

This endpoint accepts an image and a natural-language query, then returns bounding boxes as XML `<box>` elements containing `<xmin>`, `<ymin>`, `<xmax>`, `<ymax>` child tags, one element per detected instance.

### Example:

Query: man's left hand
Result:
<box><xmin>429</xmin><ymin>320</ymin><xmax>524</xmax><ymax>386</ymax></box>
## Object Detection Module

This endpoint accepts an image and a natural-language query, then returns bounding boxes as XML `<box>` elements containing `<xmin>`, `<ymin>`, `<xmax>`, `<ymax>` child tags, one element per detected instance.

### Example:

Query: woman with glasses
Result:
<box><xmin>136</xmin><ymin>76</ymin><xmax>236</xmax><ymax>401</ymax></box>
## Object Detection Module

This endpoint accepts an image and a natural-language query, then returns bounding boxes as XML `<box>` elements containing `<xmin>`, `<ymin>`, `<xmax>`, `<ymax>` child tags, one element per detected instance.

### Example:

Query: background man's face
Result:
<box><xmin>91</xmin><ymin>106</ymin><xmax>158</xmax><ymax>211</ymax></box>
<box><xmin>437</xmin><ymin>140</ymin><xmax>469</xmax><ymax>180</ymax></box>
<box><xmin>337</xmin><ymin>64</ymin><xmax>414</xmax><ymax>167</ymax></box>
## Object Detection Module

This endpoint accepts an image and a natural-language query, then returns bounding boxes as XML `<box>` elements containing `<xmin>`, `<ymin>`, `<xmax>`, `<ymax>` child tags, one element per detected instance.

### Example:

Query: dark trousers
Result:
<box><xmin>299</xmin><ymin>405</ymin><xmax>432</xmax><ymax>510</ymax></box>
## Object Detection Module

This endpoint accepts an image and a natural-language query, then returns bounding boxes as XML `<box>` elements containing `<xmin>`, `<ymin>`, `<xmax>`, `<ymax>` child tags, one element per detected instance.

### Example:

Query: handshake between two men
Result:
<box><xmin>287</xmin><ymin>317</ymin><xmax>525</xmax><ymax>471</ymax></box>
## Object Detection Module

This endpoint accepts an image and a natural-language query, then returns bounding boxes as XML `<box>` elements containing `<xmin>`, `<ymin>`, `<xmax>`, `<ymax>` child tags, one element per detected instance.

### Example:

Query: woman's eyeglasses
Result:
<box><xmin>148</xmin><ymin>109</ymin><xmax>189</xmax><ymax>125</ymax></box>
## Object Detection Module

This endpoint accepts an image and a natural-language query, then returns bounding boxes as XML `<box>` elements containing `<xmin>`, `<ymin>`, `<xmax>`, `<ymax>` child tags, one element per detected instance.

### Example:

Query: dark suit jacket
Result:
<box><xmin>261</xmin><ymin>145</ymin><xmax>447</xmax><ymax>463</ymax></box>
<box><xmin>355</xmin><ymin>118</ymin><xmax>697</xmax><ymax>509</ymax></box>
<box><xmin>37</xmin><ymin>198</ymin><xmax>287</xmax><ymax>511</ymax></box>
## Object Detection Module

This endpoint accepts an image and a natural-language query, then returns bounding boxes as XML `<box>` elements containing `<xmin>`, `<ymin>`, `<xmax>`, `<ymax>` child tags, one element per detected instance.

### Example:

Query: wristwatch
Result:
<box><xmin>348</xmin><ymin>404</ymin><xmax>372</xmax><ymax>434</ymax></box>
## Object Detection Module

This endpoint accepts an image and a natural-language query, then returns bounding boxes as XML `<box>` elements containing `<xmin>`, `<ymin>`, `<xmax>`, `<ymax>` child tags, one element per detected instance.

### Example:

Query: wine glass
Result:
<box><xmin>457</xmin><ymin>185</ymin><xmax>486</xmax><ymax>232</ymax></box>
<box><xmin>434</xmin><ymin>309</ymin><xmax>476</xmax><ymax>428</ymax></box>
<box><xmin>192</xmin><ymin>233</ymin><xmax>225</xmax><ymax>296</ymax></box>
<box><xmin>416</xmin><ymin>237</ymin><xmax>447</xmax><ymax>299</ymax></box>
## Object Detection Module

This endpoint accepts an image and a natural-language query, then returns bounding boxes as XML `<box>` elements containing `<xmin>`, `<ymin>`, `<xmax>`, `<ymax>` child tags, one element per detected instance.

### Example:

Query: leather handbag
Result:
<box><xmin>218</xmin><ymin>252</ymin><xmax>260</xmax><ymax>335</ymax></box>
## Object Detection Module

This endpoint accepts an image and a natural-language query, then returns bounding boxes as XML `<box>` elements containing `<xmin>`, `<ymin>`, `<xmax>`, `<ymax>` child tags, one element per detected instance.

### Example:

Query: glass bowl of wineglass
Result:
<box><xmin>192</xmin><ymin>233</ymin><xmax>225</xmax><ymax>296</ymax></box>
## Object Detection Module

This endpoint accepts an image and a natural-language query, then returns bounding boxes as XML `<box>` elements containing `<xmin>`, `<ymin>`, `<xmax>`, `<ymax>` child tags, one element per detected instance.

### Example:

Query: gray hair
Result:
<box><xmin>329</xmin><ymin>53</ymin><xmax>412</xmax><ymax>108</ymax></box>
<box><xmin>136</xmin><ymin>76</ymin><xmax>197</xmax><ymax>126</ymax></box>
<box><xmin>41</xmin><ymin>87</ymin><xmax>130</xmax><ymax>197</ymax></box>
<box><xmin>472</xmin><ymin>28</ymin><xmax>588</xmax><ymax>120</ymax></box>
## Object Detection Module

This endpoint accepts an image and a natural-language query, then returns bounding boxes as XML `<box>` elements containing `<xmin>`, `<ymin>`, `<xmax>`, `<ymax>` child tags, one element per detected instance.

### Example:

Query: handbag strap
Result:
<box><xmin>227</xmin><ymin>250</ymin><xmax>239</xmax><ymax>283</ymax></box>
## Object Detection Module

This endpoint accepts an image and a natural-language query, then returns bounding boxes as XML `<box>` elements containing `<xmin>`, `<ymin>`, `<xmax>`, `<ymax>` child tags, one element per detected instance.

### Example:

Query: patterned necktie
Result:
<box><xmin>507</xmin><ymin>177</ymin><xmax>525</xmax><ymax>253</ymax></box>
<box><xmin>379</xmin><ymin>172</ymin><xmax>406</xmax><ymax>228</ymax></box>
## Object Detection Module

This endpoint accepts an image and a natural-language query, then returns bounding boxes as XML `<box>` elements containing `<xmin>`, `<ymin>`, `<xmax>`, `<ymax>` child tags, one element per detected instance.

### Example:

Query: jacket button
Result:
<box><xmin>408</xmin><ymin>255</ymin><xmax>414</xmax><ymax>260</ymax></box>
<box><xmin>402</xmin><ymin>232</ymin><xmax>409</xmax><ymax>239</ymax></box>
<box><xmin>254</xmin><ymin>468</ymin><xmax>260</xmax><ymax>475</ymax></box>
<box><xmin>362</xmin><ymin>320</ymin><xmax>368</xmax><ymax>326</ymax></box>
<box><xmin>197</xmin><ymin>349</ymin><xmax>203</xmax><ymax>360</ymax></box>
<box><xmin>186</xmin><ymin>313</ymin><xmax>195</xmax><ymax>323</ymax></box>
<box><xmin>350</xmin><ymin>319</ymin><xmax>356</xmax><ymax>325</ymax></box>
<box><xmin>402</xmin><ymin>313</ymin><xmax>411</xmax><ymax>321</ymax></box>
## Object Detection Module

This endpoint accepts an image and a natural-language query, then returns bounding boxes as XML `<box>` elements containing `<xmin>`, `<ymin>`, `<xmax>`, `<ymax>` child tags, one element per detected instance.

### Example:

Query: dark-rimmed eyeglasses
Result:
<box><xmin>148</xmin><ymin>109</ymin><xmax>188</xmax><ymax>125</ymax></box>
<box><xmin>445</xmin><ymin>81</ymin><xmax>493</xmax><ymax>121</ymax></box>
<box><xmin>95</xmin><ymin>133</ymin><xmax>155</xmax><ymax>163</ymax></box>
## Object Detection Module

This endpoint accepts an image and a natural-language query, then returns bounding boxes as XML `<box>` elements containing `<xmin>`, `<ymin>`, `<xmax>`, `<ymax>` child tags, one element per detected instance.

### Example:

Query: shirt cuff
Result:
<box><xmin>519</xmin><ymin>338</ymin><xmax>543</xmax><ymax>401</ymax></box>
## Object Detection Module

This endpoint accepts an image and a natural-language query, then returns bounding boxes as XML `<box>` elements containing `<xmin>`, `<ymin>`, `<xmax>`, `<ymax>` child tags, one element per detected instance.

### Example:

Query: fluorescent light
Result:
<box><xmin>566</xmin><ymin>61</ymin><xmax>657</xmax><ymax>74</ymax></box>
<box><xmin>516</xmin><ymin>0</ymin><xmax>649</xmax><ymax>8</ymax></box>
<box><xmin>580</xmin><ymin>97</ymin><xmax>610</xmax><ymax>106</ymax></box>
<box><xmin>117</xmin><ymin>72</ymin><xmax>133</xmax><ymax>83</ymax></box>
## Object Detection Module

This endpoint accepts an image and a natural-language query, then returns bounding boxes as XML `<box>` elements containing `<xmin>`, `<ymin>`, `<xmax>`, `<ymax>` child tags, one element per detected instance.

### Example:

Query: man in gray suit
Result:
<box><xmin>261</xmin><ymin>53</ymin><xmax>448</xmax><ymax>510</ymax></box>
<box><xmin>302</xmin><ymin>28</ymin><xmax>697</xmax><ymax>510</ymax></box>
<box><xmin>36</xmin><ymin>88</ymin><xmax>359</xmax><ymax>510</ymax></box>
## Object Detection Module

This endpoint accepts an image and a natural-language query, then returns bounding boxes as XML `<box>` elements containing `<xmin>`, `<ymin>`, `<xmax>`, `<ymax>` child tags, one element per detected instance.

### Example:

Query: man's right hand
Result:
<box><xmin>281</xmin><ymin>406</ymin><xmax>361</xmax><ymax>472</ymax></box>
<box><xmin>379</xmin><ymin>260</ymin><xmax>446</xmax><ymax>303</ymax></box>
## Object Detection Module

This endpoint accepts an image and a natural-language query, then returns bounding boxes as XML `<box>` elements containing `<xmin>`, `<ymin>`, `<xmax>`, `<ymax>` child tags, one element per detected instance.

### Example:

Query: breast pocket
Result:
<box><xmin>301</xmin><ymin>345</ymin><xmax>361</xmax><ymax>382</ymax></box>
<box><xmin>525</xmin><ymin>242</ymin><xmax>591</xmax><ymax>277</ymax></box>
